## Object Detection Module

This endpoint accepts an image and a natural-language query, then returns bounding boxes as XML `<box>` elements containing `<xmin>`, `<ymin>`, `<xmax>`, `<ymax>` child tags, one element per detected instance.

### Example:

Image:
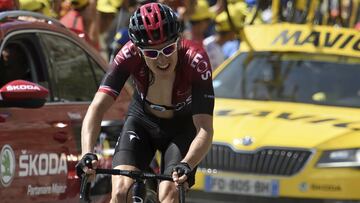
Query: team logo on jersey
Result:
<box><xmin>0</xmin><ymin>144</ymin><xmax>16</xmax><ymax>187</ymax></box>
<box><xmin>127</xmin><ymin>131</ymin><xmax>140</xmax><ymax>142</ymax></box>
<box><xmin>190</xmin><ymin>53</ymin><xmax>212</xmax><ymax>81</ymax></box>
<box><xmin>196</xmin><ymin>60</ymin><xmax>208</xmax><ymax>74</ymax></box>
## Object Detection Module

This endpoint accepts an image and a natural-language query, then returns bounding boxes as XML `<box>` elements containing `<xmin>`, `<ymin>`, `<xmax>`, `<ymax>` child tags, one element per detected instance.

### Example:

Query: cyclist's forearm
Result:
<box><xmin>81</xmin><ymin>106</ymin><xmax>103</xmax><ymax>155</ymax></box>
<box><xmin>81</xmin><ymin>92</ymin><xmax>115</xmax><ymax>155</ymax></box>
<box><xmin>182</xmin><ymin>128</ymin><xmax>213</xmax><ymax>169</ymax></box>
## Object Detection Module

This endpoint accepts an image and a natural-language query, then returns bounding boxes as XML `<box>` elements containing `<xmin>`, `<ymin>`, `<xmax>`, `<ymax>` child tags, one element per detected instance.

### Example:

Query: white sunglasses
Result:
<box><xmin>139</xmin><ymin>39</ymin><xmax>179</xmax><ymax>59</ymax></box>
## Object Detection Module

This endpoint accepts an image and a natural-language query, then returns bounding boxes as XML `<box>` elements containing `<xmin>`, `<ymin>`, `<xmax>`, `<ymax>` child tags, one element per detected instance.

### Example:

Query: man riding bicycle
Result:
<box><xmin>77</xmin><ymin>2</ymin><xmax>214</xmax><ymax>203</ymax></box>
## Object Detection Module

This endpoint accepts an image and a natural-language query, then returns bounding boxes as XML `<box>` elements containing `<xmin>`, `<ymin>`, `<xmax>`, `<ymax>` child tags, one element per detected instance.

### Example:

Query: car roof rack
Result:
<box><xmin>0</xmin><ymin>10</ymin><xmax>64</xmax><ymax>28</ymax></box>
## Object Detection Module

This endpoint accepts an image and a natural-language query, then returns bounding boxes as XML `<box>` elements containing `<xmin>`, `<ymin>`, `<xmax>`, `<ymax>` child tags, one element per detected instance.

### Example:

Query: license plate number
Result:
<box><xmin>204</xmin><ymin>175</ymin><xmax>279</xmax><ymax>197</ymax></box>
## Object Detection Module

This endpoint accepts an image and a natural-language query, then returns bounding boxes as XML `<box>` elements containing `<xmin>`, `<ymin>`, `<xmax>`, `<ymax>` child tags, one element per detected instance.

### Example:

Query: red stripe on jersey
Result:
<box><xmin>98</xmin><ymin>87</ymin><xmax>118</xmax><ymax>100</ymax></box>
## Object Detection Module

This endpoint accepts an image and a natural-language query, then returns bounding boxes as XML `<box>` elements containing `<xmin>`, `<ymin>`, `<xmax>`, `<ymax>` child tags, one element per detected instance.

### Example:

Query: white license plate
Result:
<box><xmin>204</xmin><ymin>174</ymin><xmax>279</xmax><ymax>197</ymax></box>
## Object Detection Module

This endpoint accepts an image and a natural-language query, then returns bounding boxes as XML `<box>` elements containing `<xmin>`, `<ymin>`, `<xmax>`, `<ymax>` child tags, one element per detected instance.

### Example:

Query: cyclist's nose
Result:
<box><xmin>157</xmin><ymin>53</ymin><xmax>168</xmax><ymax>63</ymax></box>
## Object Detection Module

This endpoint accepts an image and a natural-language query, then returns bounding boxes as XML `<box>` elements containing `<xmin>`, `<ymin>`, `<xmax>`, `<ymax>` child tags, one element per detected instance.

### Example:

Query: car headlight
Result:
<box><xmin>316</xmin><ymin>149</ymin><xmax>360</xmax><ymax>168</ymax></box>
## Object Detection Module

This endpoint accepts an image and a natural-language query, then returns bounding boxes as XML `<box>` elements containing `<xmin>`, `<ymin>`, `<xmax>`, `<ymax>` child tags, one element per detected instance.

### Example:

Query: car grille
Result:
<box><xmin>199</xmin><ymin>144</ymin><xmax>312</xmax><ymax>176</ymax></box>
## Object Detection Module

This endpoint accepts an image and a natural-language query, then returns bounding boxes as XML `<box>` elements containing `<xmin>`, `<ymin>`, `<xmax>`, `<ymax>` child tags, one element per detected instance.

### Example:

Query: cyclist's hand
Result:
<box><xmin>172</xmin><ymin>162</ymin><xmax>191</xmax><ymax>185</ymax></box>
<box><xmin>76</xmin><ymin>153</ymin><xmax>98</xmax><ymax>180</ymax></box>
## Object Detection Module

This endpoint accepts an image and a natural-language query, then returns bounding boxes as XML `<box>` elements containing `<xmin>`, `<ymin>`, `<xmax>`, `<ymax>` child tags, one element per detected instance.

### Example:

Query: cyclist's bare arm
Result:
<box><xmin>81</xmin><ymin>92</ymin><xmax>115</xmax><ymax>155</ymax></box>
<box><xmin>182</xmin><ymin>114</ymin><xmax>213</xmax><ymax>170</ymax></box>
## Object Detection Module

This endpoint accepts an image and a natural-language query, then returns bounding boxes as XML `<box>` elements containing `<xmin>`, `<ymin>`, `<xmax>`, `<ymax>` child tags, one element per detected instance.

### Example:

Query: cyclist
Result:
<box><xmin>76</xmin><ymin>2</ymin><xmax>214</xmax><ymax>203</ymax></box>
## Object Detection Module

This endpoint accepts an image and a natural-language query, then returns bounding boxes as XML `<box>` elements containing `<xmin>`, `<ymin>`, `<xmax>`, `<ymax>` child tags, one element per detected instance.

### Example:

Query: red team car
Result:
<box><xmin>0</xmin><ymin>11</ymin><xmax>132</xmax><ymax>202</ymax></box>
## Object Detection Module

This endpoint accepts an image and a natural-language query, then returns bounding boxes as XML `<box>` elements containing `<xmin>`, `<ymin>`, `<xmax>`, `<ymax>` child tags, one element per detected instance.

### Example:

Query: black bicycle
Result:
<box><xmin>79</xmin><ymin>168</ymin><xmax>186</xmax><ymax>203</ymax></box>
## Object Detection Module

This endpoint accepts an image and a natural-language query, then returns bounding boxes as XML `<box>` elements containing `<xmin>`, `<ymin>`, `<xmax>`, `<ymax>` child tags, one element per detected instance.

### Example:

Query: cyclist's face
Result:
<box><xmin>142</xmin><ymin>40</ymin><xmax>178</xmax><ymax>77</ymax></box>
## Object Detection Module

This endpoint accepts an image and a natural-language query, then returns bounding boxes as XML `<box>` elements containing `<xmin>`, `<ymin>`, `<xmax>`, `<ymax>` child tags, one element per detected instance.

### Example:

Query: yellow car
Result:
<box><xmin>190</xmin><ymin>23</ymin><xmax>360</xmax><ymax>203</ymax></box>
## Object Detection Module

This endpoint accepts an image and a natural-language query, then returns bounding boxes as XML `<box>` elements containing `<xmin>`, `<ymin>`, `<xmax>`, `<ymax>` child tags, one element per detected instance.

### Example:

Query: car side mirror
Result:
<box><xmin>0</xmin><ymin>80</ymin><xmax>49</xmax><ymax>108</ymax></box>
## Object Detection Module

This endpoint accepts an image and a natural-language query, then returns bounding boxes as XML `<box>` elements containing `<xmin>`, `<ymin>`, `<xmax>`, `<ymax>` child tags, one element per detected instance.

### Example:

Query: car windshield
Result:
<box><xmin>213</xmin><ymin>52</ymin><xmax>360</xmax><ymax>108</ymax></box>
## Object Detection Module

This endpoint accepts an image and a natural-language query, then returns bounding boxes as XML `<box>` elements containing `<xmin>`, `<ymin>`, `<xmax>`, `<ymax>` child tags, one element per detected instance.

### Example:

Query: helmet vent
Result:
<box><xmin>131</xmin><ymin>18</ymin><xmax>135</xmax><ymax>26</ymax></box>
<box><xmin>154</xmin><ymin>14</ymin><xmax>159</xmax><ymax>23</ymax></box>
<box><xmin>145</xmin><ymin>17</ymin><xmax>150</xmax><ymax>25</ymax></box>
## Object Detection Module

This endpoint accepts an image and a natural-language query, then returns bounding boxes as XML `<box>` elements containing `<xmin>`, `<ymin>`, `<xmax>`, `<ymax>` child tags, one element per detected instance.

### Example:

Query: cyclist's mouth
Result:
<box><xmin>157</xmin><ymin>64</ymin><xmax>170</xmax><ymax>71</ymax></box>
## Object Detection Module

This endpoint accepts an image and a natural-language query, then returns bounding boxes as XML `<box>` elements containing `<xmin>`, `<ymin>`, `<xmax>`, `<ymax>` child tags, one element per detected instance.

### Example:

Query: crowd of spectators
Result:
<box><xmin>1</xmin><ymin>0</ymin><xmax>360</xmax><ymax>70</ymax></box>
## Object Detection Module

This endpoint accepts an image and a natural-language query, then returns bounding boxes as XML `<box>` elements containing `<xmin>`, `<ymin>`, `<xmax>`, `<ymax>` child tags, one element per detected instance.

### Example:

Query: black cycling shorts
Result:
<box><xmin>112</xmin><ymin>107</ymin><xmax>197</xmax><ymax>187</ymax></box>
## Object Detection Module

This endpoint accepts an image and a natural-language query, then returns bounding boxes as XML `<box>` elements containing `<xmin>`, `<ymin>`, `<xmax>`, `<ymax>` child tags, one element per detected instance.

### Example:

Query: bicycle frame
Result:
<box><xmin>79</xmin><ymin>168</ymin><xmax>186</xmax><ymax>203</ymax></box>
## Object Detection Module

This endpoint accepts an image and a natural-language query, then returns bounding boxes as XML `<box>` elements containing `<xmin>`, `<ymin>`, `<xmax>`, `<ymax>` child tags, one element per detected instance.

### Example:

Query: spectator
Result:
<box><xmin>60</xmin><ymin>0</ymin><xmax>99</xmax><ymax>48</ymax></box>
<box><xmin>59</xmin><ymin>0</ymin><xmax>72</xmax><ymax>17</ymax></box>
<box><xmin>244</xmin><ymin>0</ymin><xmax>265</xmax><ymax>24</ymax></box>
<box><xmin>108</xmin><ymin>27</ymin><xmax>129</xmax><ymax>61</ymax></box>
<box><xmin>49</xmin><ymin>0</ymin><xmax>62</xmax><ymax>18</ymax></box>
<box><xmin>96</xmin><ymin>0</ymin><xmax>123</xmax><ymax>34</ymax></box>
<box><xmin>159</xmin><ymin>0</ymin><xmax>195</xmax><ymax>21</ymax></box>
<box><xmin>203</xmin><ymin>2</ymin><xmax>246</xmax><ymax>70</ymax></box>
<box><xmin>19</xmin><ymin>0</ymin><xmax>56</xmax><ymax>17</ymax></box>
<box><xmin>96</xmin><ymin>0</ymin><xmax>124</xmax><ymax>59</ymax></box>
<box><xmin>101</xmin><ymin>0</ymin><xmax>157</xmax><ymax>61</ymax></box>
<box><xmin>188</xmin><ymin>0</ymin><xmax>214</xmax><ymax>44</ymax></box>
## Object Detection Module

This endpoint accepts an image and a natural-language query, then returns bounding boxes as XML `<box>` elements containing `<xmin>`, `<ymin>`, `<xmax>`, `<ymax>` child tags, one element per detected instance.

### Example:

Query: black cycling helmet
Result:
<box><xmin>128</xmin><ymin>2</ymin><xmax>181</xmax><ymax>48</ymax></box>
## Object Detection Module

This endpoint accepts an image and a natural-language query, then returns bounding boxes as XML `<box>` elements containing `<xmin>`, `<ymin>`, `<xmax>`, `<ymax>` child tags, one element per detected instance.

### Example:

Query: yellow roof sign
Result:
<box><xmin>241</xmin><ymin>23</ymin><xmax>360</xmax><ymax>58</ymax></box>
